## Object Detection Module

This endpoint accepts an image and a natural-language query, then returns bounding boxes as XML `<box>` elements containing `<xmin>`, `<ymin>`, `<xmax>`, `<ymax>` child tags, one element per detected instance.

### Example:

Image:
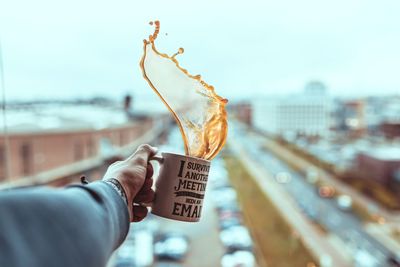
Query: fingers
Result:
<box><xmin>133</xmin><ymin>163</ymin><xmax>155</xmax><ymax>203</ymax></box>
<box><xmin>146</xmin><ymin>163</ymin><xmax>154</xmax><ymax>179</ymax></box>
<box><xmin>127</xmin><ymin>144</ymin><xmax>158</xmax><ymax>165</ymax></box>
<box><xmin>136</xmin><ymin>144</ymin><xmax>158</xmax><ymax>156</ymax></box>
<box><xmin>132</xmin><ymin>205</ymin><xmax>148</xmax><ymax>222</ymax></box>
<box><xmin>134</xmin><ymin>177</ymin><xmax>153</xmax><ymax>201</ymax></box>
<box><xmin>134</xmin><ymin>189</ymin><xmax>155</xmax><ymax>204</ymax></box>
<box><xmin>141</xmin><ymin>177</ymin><xmax>154</xmax><ymax>191</ymax></box>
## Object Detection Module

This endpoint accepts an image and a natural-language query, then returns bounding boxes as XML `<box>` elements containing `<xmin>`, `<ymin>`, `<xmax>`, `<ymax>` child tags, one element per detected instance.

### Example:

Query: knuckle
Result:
<box><xmin>138</xmin><ymin>144</ymin><xmax>152</xmax><ymax>154</ymax></box>
<box><xmin>134</xmin><ymin>157</ymin><xmax>146</xmax><ymax>166</ymax></box>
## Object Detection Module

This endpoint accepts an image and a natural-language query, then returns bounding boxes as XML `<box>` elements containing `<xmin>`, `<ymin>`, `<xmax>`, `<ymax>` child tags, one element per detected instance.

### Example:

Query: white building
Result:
<box><xmin>253</xmin><ymin>82</ymin><xmax>332</xmax><ymax>137</ymax></box>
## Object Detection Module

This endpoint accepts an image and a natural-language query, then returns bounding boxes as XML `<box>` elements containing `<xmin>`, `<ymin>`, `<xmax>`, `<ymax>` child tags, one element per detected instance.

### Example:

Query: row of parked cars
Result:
<box><xmin>112</xmin><ymin>215</ymin><xmax>190</xmax><ymax>267</ymax></box>
<box><xmin>209</xmin><ymin>159</ymin><xmax>256</xmax><ymax>267</ymax></box>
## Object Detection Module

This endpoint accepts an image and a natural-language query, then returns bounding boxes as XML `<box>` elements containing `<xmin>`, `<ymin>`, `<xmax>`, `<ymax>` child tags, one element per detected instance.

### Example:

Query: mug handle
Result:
<box><xmin>138</xmin><ymin>155</ymin><xmax>164</xmax><ymax>208</ymax></box>
<box><xmin>150</xmin><ymin>155</ymin><xmax>164</xmax><ymax>164</ymax></box>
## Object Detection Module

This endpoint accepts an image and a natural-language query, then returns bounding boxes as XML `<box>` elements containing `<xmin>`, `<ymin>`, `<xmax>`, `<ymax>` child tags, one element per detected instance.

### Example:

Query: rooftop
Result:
<box><xmin>0</xmin><ymin>103</ymin><xmax>131</xmax><ymax>134</ymax></box>
<box><xmin>364</xmin><ymin>147</ymin><xmax>400</xmax><ymax>161</ymax></box>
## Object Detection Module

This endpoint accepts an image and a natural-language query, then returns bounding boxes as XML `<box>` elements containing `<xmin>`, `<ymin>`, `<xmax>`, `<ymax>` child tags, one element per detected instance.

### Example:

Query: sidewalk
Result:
<box><xmin>230</xmin><ymin>141</ymin><xmax>352</xmax><ymax>267</ymax></box>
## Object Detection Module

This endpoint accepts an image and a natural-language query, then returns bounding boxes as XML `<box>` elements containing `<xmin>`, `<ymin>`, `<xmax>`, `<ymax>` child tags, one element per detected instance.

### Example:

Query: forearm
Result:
<box><xmin>68</xmin><ymin>181</ymin><xmax>130</xmax><ymax>250</ymax></box>
<box><xmin>0</xmin><ymin>182</ymin><xmax>130</xmax><ymax>267</ymax></box>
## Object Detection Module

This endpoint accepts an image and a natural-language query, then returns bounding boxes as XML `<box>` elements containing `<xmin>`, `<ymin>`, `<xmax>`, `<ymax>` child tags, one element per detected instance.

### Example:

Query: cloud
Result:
<box><xmin>1</xmin><ymin>0</ymin><xmax>400</xmax><ymax>101</ymax></box>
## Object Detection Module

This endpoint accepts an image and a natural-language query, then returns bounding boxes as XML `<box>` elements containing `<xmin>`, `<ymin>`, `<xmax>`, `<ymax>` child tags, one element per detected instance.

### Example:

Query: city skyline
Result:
<box><xmin>1</xmin><ymin>0</ymin><xmax>400</xmax><ymax>101</ymax></box>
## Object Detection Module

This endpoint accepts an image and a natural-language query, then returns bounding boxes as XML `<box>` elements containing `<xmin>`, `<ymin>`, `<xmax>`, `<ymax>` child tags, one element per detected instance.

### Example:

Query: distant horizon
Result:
<box><xmin>4</xmin><ymin>88</ymin><xmax>400</xmax><ymax>104</ymax></box>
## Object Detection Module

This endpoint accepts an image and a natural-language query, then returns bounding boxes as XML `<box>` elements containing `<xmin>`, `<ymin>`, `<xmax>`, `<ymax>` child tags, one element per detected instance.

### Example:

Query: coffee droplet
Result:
<box><xmin>140</xmin><ymin>21</ymin><xmax>228</xmax><ymax>160</ymax></box>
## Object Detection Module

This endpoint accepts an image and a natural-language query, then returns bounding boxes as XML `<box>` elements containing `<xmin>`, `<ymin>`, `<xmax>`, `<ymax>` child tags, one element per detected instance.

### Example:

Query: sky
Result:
<box><xmin>1</xmin><ymin>0</ymin><xmax>400</xmax><ymax>102</ymax></box>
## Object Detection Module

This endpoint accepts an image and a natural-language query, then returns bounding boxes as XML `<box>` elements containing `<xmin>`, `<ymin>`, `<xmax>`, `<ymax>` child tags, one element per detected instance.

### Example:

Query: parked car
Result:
<box><xmin>218</xmin><ymin>210</ymin><xmax>242</xmax><ymax>221</ymax></box>
<box><xmin>336</xmin><ymin>195</ymin><xmax>352</xmax><ymax>211</ymax></box>
<box><xmin>354</xmin><ymin>250</ymin><xmax>378</xmax><ymax>267</ymax></box>
<box><xmin>154</xmin><ymin>233</ymin><xmax>189</xmax><ymax>261</ymax></box>
<box><xmin>115</xmin><ymin>229</ymin><xmax>154</xmax><ymax>267</ymax></box>
<box><xmin>220</xmin><ymin>226</ymin><xmax>253</xmax><ymax>252</ymax></box>
<box><xmin>216</xmin><ymin>201</ymin><xmax>240</xmax><ymax>214</ymax></box>
<box><xmin>219</xmin><ymin>217</ymin><xmax>242</xmax><ymax>230</ymax></box>
<box><xmin>221</xmin><ymin>250</ymin><xmax>255</xmax><ymax>267</ymax></box>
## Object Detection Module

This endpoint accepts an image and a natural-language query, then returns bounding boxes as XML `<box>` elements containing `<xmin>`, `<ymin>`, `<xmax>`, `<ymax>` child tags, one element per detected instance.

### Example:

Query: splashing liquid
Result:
<box><xmin>140</xmin><ymin>21</ymin><xmax>228</xmax><ymax>160</ymax></box>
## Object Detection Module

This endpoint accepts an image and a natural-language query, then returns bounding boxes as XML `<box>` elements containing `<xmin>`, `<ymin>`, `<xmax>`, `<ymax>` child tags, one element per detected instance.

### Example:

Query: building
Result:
<box><xmin>335</xmin><ymin>100</ymin><xmax>366</xmax><ymax>136</ymax></box>
<box><xmin>381</xmin><ymin>122</ymin><xmax>400</xmax><ymax>139</ymax></box>
<box><xmin>253</xmin><ymin>81</ymin><xmax>332</xmax><ymax>137</ymax></box>
<box><xmin>229</xmin><ymin>102</ymin><xmax>252</xmax><ymax>126</ymax></box>
<box><xmin>355</xmin><ymin>147</ymin><xmax>400</xmax><ymax>186</ymax></box>
<box><xmin>365</xmin><ymin>95</ymin><xmax>400</xmax><ymax>132</ymax></box>
<box><xmin>0</xmin><ymin>103</ymin><xmax>166</xmax><ymax>182</ymax></box>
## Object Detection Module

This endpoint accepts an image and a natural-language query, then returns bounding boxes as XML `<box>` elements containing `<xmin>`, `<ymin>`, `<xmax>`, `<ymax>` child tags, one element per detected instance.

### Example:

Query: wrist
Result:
<box><xmin>104</xmin><ymin>179</ymin><xmax>128</xmax><ymax>206</ymax></box>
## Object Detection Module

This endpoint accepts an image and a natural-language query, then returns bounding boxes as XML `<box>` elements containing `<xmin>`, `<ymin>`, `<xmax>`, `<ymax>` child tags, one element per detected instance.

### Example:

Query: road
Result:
<box><xmin>263</xmin><ymin>133</ymin><xmax>400</xmax><ymax>224</ymax></box>
<box><xmin>153</xmin><ymin>185</ymin><xmax>224</xmax><ymax>267</ymax></box>
<box><xmin>232</xmin><ymin>123</ymin><xmax>393</xmax><ymax>267</ymax></box>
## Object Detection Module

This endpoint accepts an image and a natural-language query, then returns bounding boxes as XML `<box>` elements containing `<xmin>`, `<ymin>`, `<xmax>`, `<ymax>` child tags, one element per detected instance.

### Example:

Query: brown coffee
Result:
<box><xmin>140</xmin><ymin>21</ymin><xmax>228</xmax><ymax>160</ymax></box>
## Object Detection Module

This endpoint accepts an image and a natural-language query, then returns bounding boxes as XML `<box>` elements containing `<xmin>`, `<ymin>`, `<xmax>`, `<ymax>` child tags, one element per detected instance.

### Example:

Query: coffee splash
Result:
<box><xmin>140</xmin><ymin>21</ymin><xmax>228</xmax><ymax>160</ymax></box>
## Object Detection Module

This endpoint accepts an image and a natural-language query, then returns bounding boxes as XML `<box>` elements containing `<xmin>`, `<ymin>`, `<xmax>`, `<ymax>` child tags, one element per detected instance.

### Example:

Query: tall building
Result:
<box><xmin>253</xmin><ymin>81</ymin><xmax>332</xmax><ymax>137</ymax></box>
<box><xmin>335</xmin><ymin>100</ymin><xmax>366</xmax><ymax>136</ymax></box>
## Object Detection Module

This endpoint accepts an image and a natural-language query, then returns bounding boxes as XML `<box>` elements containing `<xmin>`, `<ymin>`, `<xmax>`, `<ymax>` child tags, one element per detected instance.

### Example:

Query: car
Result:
<box><xmin>221</xmin><ymin>250</ymin><xmax>255</xmax><ymax>267</ymax></box>
<box><xmin>218</xmin><ymin>210</ymin><xmax>242</xmax><ymax>221</ymax></box>
<box><xmin>306</xmin><ymin>168</ymin><xmax>319</xmax><ymax>184</ymax></box>
<box><xmin>354</xmin><ymin>250</ymin><xmax>378</xmax><ymax>267</ymax></box>
<box><xmin>219</xmin><ymin>217</ymin><xmax>242</xmax><ymax>230</ymax></box>
<box><xmin>275</xmin><ymin>172</ymin><xmax>292</xmax><ymax>183</ymax></box>
<box><xmin>318</xmin><ymin>185</ymin><xmax>335</xmax><ymax>198</ymax></box>
<box><xmin>154</xmin><ymin>233</ymin><xmax>189</xmax><ymax>261</ymax></box>
<box><xmin>216</xmin><ymin>201</ymin><xmax>241</xmax><ymax>214</ymax></box>
<box><xmin>336</xmin><ymin>195</ymin><xmax>352</xmax><ymax>211</ymax></box>
<box><xmin>220</xmin><ymin>226</ymin><xmax>253</xmax><ymax>252</ymax></box>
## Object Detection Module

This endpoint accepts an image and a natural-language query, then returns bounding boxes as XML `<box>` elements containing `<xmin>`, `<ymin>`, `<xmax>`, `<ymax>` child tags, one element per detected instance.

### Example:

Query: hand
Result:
<box><xmin>103</xmin><ymin>144</ymin><xmax>158</xmax><ymax>222</ymax></box>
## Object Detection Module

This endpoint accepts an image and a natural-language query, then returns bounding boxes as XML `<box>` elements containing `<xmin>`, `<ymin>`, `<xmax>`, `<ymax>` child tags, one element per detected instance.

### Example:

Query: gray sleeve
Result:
<box><xmin>0</xmin><ymin>181</ymin><xmax>130</xmax><ymax>267</ymax></box>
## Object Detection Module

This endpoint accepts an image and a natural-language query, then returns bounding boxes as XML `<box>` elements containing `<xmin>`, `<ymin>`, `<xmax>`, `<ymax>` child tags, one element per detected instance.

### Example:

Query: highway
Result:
<box><xmin>233</xmin><ymin>124</ymin><xmax>394</xmax><ymax>267</ymax></box>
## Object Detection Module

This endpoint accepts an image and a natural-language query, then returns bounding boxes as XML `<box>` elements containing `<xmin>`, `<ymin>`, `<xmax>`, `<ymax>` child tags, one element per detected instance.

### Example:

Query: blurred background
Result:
<box><xmin>1</xmin><ymin>0</ymin><xmax>400</xmax><ymax>266</ymax></box>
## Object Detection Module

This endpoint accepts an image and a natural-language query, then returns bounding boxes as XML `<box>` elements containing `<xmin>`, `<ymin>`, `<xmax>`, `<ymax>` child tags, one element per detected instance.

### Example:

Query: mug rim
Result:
<box><xmin>161</xmin><ymin>152</ymin><xmax>211</xmax><ymax>163</ymax></box>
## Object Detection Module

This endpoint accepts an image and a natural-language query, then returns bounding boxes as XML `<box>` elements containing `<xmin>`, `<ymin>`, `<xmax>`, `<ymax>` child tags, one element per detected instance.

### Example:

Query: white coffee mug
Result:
<box><xmin>150</xmin><ymin>152</ymin><xmax>211</xmax><ymax>222</ymax></box>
